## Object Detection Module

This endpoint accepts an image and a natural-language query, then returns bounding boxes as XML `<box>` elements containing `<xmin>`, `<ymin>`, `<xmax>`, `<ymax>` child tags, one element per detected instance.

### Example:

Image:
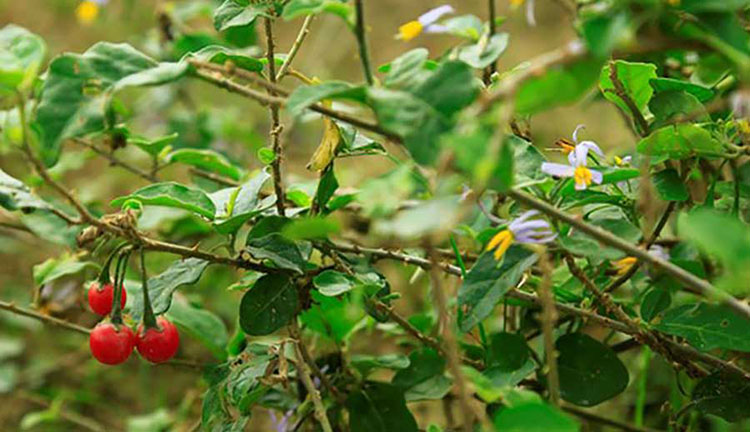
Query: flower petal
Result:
<box><xmin>418</xmin><ymin>5</ymin><xmax>455</xmax><ymax>26</ymax></box>
<box><xmin>580</xmin><ymin>140</ymin><xmax>604</xmax><ymax>157</ymax></box>
<box><xmin>424</xmin><ymin>24</ymin><xmax>450</xmax><ymax>34</ymax></box>
<box><xmin>590</xmin><ymin>169</ymin><xmax>603</xmax><ymax>184</ymax></box>
<box><xmin>569</xmin><ymin>144</ymin><xmax>589</xmax><ymax>166</ymax></box>
<box><xmin>572</xmin><ymin>124</ymin><xmax>586</xmax><ymax>144</ymax></box>
<box><xmin>541</xmin><ymin>162</ymin><xmax>575</xmax><ymax>178</ymax></box>
<box><xmin>511</xmin><ymin>220</ymin><xmax>550</xmax><ymax>235</ymax></box>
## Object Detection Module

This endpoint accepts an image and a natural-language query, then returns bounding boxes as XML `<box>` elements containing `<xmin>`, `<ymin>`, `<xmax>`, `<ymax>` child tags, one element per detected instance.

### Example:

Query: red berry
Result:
<box><xmin>136</xmin><ymin>317</ymin><xmax>180</xmax><ymax>363</ymax></box>
<box><xmin>89</xmin><ymin>323</ymin><xmax>135</xmax><ymax>365</ymax></box>
<box><xmin>88</xmin><ymin>281</ymin><xmax>126</xmax><ymax>316</ymax></box>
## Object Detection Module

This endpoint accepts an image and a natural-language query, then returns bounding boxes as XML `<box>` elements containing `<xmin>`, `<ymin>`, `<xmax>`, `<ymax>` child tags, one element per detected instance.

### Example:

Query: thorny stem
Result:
<box><xmin>264</xmin><ymin>16</ymin><xmax>287</xmax><ymax>217</ymax></box>
<box><xmin>289</xmin><ymin>322</ymin><xmax>334</xmax><ymax>432</ymax></box>
<box><xmin>276</xmin><ymin>15</ymin><xmax>314</xmax><ymax>81</ymax></box>
<box><xmin>427</xmin><ymin>248</ymin><xmax>475</xmax><ymax>432</ymax></box>
<box><xmin>0</xmin><ymin>300</ymin><xmax>91</xmax><ymax>334</ymax></box>
<box><xmin>537</xmin><ymin>252</ymin><xmax>560</xmax><ymax>405</ymax></box>
<box><xmin>353</xmin><ymin>0</ymin><xmax>374</xmax><ymax>85</ymax></box>
<box><xmin>72</xmin><ymin>138</ymin><xmax>158</xmax><ymax>183</ymax></box>
<box><xmin>508</xmin><ymin>188</ymin><xmax>750</xmax><ymax>320</ymax></box>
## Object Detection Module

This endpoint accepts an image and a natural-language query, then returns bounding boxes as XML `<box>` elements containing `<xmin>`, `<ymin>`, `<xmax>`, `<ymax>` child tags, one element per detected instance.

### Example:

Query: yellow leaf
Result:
<box><xmin>307</xmin><ymin>117</ymin><xmax>341</xmax><ymax>171</ymax></box>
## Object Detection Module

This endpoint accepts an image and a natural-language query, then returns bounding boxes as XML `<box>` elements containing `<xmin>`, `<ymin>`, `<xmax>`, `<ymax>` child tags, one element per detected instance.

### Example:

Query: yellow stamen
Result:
<box><xmin>574</xmin><ymin>165</ymin><xmax>593</xmax><ymax>188</ymax></box>
<box><xmin>76</xmin><ymin>1</ymin><xmax>99</xmax><ymax>24</ymax></box>
<box><xmin>555</xmin><ymin>138</ymin><xmax>575</xmax><ymax>154</ymax></box>
<box><xmin>399</xmin><ymin>21</ymin><xmax>423</xmax><ymax>41</ymax></box>
<box><xmin>510</xmin><ymin>0</ymin><xmax>526</xmax><ymax>7</ymax></box>
<box><xmin>614</xmin><ymin>155</ymin><xmax>623</xmax><ymax>166</ymax></box>
<box><xmin>613</xmin><ymin>257</ymin><xmax>637</xmax><ymax>275</ymax></box>
<box><xmin>486</xmin><ymin>230</ymin><xmax>515</xmax><ymax>261</ymax></box>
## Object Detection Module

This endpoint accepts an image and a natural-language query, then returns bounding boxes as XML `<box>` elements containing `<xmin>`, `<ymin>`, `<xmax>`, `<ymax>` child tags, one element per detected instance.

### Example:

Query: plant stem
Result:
<box><xmin>508</xmin><ymin>188</ymin><xmax>750</xmax><ymax>320</ymax></box>
<box><xmin>277</xmin><ymin>15</ymin><xmax>314</xmax><ymax>81</ymax></box>
<box><xmin>72</xmin><ymin>138</ymin><xmax>158</xmax><ymax>182</ymax></box>
<box><xmin>140</xmin><ymin>248</ymin><xmax>158</xmax><ymax>328</ymax></box>
<box><xmin>0</xmin><ymin>300</ymin><xmax>91</xmax><ymax>334</ymax></box>
<box><xmin>538</xmin><ymin>252</ymin><xmax>560</xmax><ymax>405</ymax></box>
<box><xmin>607</xmin><ymin>60</ymin><xmax>650</xmax><ymax>136</ymax></box>
<box><xmin>353</xmin><ymin>0</ymin><xmax>374</xmax><ymax>85</ymax></box>
<box><xmin>485</xmin><ymin>0</ymin><xmax>498</xmax><ymax>83</ymax></box>
<box><xmin>290</xmin><ymin>322</ymin><xmax>334</xmax><ymax>432</ymax></box>
<box><xmin>263</xmin><ymin>16</ymin><xmax>287</xmax><ymax>217</ymax></box>
<box><xmin>635</xmin><ymin>347</ymin><xmax>652</xmax><ymax>427</ymax></box>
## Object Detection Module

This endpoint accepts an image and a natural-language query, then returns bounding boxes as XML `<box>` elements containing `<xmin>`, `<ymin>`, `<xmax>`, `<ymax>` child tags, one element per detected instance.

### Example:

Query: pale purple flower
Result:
<box><xmin>398</xmin><ymin>5</ymin><xmax>455</xmax><ymax>40</ymax></box>
<box><xmin>541</xmin><ymin>144</ymin><xmax>603</xmax><ymax>191</ymax></box>
<box><xmin>486</xmin><ymin>210</ymin><xmax>556</xmax><ymax>260</ymax></box>
<box><xmin>567</xmin><ymin>125</ymin><xmax>604</xmax><ymax>165</ymax></box>
<box><xmin>648</xmin><ymin>245</ymin><xmax>669</xmax><ymax>262</ymax></box>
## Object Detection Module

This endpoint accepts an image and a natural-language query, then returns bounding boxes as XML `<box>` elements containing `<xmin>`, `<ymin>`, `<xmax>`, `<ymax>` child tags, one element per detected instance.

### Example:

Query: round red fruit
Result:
<box><xmin>88</xmin><ymin>281</ymin><xmax>126</xmax><ymax>316</ymax></box>
<box><xmin>89</xmin><ymin>323</ymin><xmax>135</xmax><ymax>365</ymax></box>
<box><xmin>136</xmin><ymin>317</ymin><xmax>180</xmax><ymax>363</ymax></box>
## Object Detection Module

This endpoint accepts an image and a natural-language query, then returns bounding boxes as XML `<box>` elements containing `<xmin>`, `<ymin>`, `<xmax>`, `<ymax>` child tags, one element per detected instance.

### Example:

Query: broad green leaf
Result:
<box><xmin>350</xmin><ymin>354</ymin><xmax>410</xmax><ymax>376</ymax></box>
<box><xmin>214</xmin><ymin>0</ymin><xmax>268</xmax><ymax>31</ymax></box>
<box><xmin>285</xmin><ymin>81</ymin><xmax>364</xmax><ymax>118</ymax></box>
<box><xmin>652</xmin><ymin>168</ymin><xmax>688</xmax><ymax>202</ymax></box>
<box><xmin>441</xmin><ymin>14</ymin><xmax>484</xmax><ymax>40</ymax></box>
<box><xmin>640</xmin><ymin>286</ymin><xmax>671</xmax><ymax>322</ymax></box>
<box><xmin>188</xmin><ymin>45</ymin><xmax>264</xmax><ymax>73</ymax></box>
<box><xmin>167</xmin><ymin>148</ymin><xmax>243</xmax><ymax>181</ymax></box>
<box><xmin>32</xmin><ymin>255</ymin><xmax>97</xmax><ymax>286</ymax></box>
<box><xmin>19</xmin><ymin>211</ymin><xmax>80</xmax><ymax>247</ymax></box>
<box><xmin>0</xmin><ymin>169</ymin><xmax>50</xmax><ymax>211</ymax></box>
<box><xmin>648</xmin><ymin>90</ymin><xmax>708</xmax><ymax>129</ymax></box>
<box><xmin>240</xmin><ymin>274</ymin><xmax>298</xmax><ymax>336</ymax></box>
<box><xmin>111</xmin><ymin>182</ymin><xmax>216</xmax><ymax>220</ymax></box>
<box><xmin>167</xmin><ymin>298</ymin><xmax>229</xmax><ymax>360</ymax></box>
<box><xmin>679</xmin><ymin>0</ymin><xmax>750</xmax><ymax>12</ymax></box>
<box><xmin>487</xmin><ymin>332</ymin><xmax>529</xmax><ymax>372</ymax></box>
<box><xmin>650</xmin><ymin>78</ymin><xmax>714</xmax><ymax>102</ymax></box>
<box><xmin>35</xmin><ymin>43</ymin><xmax>186</xmax><ymax>166</ymax></box>
<box><xmin>373</xmin><ymin>197</ymin><xmax>461</xmax><ymax>240</ymax></box>
<box><xmin>559</xmin><ymin>167</ymin><xmax>639</xmax><ymax>197</ymax></box>
<box><xmin>458</xmin><ymin>248</ymin><xmax>538</xmax><ymax>332</ymax></box>
<box><xmin>656</xmin><ymin>303</ymin><xmax>750</xmax><ymax>352</ymax></box>
<box><xmin>692</xmin><ymin>372</ymin><xmax>750</xmax><ymax>422</ymax></box>
<box><xmin>515</xmin><ymin>56</ymin><xmax>603</xmax><ymax>115</ymax></box>
<box><xmin>128</xmin><ymin>133</ymin><xmax>179</xmax><ymax>157</ymax></box>
<box><xmin>211</xmin><ymin>170</ymin><xmax>271</xmax><ymax>234</ymax></box>
<box><xmin>300</xmin><ymin>290</ymin><xmax>364</xmax><ymax>342</ymax></box>
<box><xmin>637</xmin><ymin>124</ymin><xmax>723</xmax><ymax>159</ymax></box>
<box><xmin>0</xmin><ymin>25</ymin><xmax>46</xmax><ymax>93</ymax></box>
<box><xmin>560</xmin><ymin>212</ymin><xmax>640</xmax><ymax>261</ymax></box>
<box><xmin>557</xmin><ymin>333</ymin><xmax>629</xmax><ymax>406</ymax></box>
<box><xmin>382</xmin><ymin>48</ymin><xmax>431</xmax><ymax>91</ymax></box>
<box><xmin>494</xmin><ymin>402</ymin><xmax>579</xmax><ymax>432</ymax></box>
<box><xmin>392</xmin><ymin>348</ymin><xmax>451</xmax><ymax>401</ymax></box>
<box><xmin>458</xmin><ymin>34</ymin><xmax>509</xmax><ymax>69</ymax></box>
<box><xmin>414</xmin><ymin>61</ymin><xmax>480</xmax><ymax>118</ymax></box>
<box><xmin>599</xmin><ymin>60</ymin><xmax>657</xmax><ymax>116</ymax></box>
<box><xmin>245</xmin><ymin>233</ymin><xmax>307</xmax><ymax>274</ymax></box>
<box><xmin>581</xmin><ymin>13</ymin><xmax>630</xmax><ymax>58</ymax></box>
<box><xmin>282</xmin><ymin>217</ymin><xmax>340</xmax><ymax>240</ymax></box>
<box><xmin>313</xmin><ymin>270</ymin><xmax>356</xmax><ymax>296</ymax></box>
<box><xmin>346</xmin><ymin>382</ymin><xmax>418</xmax><ymax>432</ymax></box>
<box><xmin>355</xmin><ymin>164</ymin><xmax>415</xmax><ymax>218</ymax></box>
<box><xmin>314</xmin><ymin>165</ymin><xmax>338</xmax><ymax>210</ymax></box>
<box><xmin>129</xmin><ymin>258</ymin><xmax>210</xmax><ymax>320</ymax></box>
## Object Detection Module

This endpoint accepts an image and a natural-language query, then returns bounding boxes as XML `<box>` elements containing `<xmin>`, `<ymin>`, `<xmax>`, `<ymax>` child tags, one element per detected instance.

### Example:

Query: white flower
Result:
<box><xmin>398</xmin><ymin>5</ymin><xmax>455</xmax><ymax>41</ymax></box>
<box><xmin>541</xmin><ymin>144</ymin><xmax>604</xmax><ymax>191</ymax></box>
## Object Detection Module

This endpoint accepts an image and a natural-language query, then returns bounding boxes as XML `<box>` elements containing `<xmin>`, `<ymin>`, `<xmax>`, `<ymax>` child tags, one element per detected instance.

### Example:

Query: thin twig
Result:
<box><xmin>277</xmin><ymin>15</ymin><xmax>314</xmax><ymax>81</ymax></box>
<box><xmin>607</xmin><ymin>60</ymin><xmax>650</xmax><ymax>136</ymax></box>
<box><xmin>72</xmin><ymin>138</ymin><xmax>158</xmax><ymax>183</ymax></box>
<box><xmin>263</xmin><ymin>16</ymin><xmax>287</xmax><ymax>217</ymax></box>
<box><xmin>353</xmin><ymin>0</ymin><xmax>374</xmax><ymax>85</ymax></box>
<box><xmin>508</xmin><ymin>188</ymin><xmax>750</xmax><ymax>320</ymax></box>
<box><xmin>485</xmin><ymin>0</ymin><xmax>498</xmax><ymax>82</ymax></box>
<box><xmin>189</xmin><ymin>168</ymin><xmax>240</xmax><ymax>187</ymax></box>
<box><xmin>0</xmin><ymin>300</ymin><xmax>91</xmax><ymax>334</ymax></box>
<box><xmin>562</xmin><ymin>403</ymin><xmax>665</xmax><ymax>432</ymax></box>
<box><xmin>290</xmin><ymin>322</ymin><xmax>334</xmax><ymax>432</ymax></box>
<box><xmin>537</xmin><ymin>252</ymin><xmax>560</xmax><ymax>405</ymax></box>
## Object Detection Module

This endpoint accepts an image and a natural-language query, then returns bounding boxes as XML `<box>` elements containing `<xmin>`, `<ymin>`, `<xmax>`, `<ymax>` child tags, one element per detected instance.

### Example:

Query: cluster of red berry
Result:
<box><xmin>87</xmin><ymin>282</ymin><xmax>180</xmax><ymax>365</ymax></box>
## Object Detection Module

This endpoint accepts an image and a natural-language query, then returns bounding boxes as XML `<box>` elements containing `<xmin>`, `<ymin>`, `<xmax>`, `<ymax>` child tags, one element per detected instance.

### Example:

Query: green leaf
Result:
<box><xmin>0</xmin><ymin>24</ymin><xmax>46</xmax><ymax>93</ymax></box>
<box><xmin>188</xmin><ymin>45</ymin><xmax>264</xmax><ymax>73</ymax></box>
<box><xmin>382</xmin><ymin>48</ymin><xmax>431</xmax><ymax>91</ymax></box>
<box><xmin>282</xmin><ymin>0</ymin><xmax>353</xmax><ymax>22</ymax></box>
<box><xmin>32</xmin><ymin>255</ymin><xmax>97</xmax><ymax>286</ymax></box>
<box><xmin>211</xmin><ymin>170</ymin><xmax>271</xmax><ymax>234</ymax></box>
<box><xmin>487</xmin><ymin>332</ymin><xmax>529</xmax><ymax>372</ymax></box>
<box><xmin>167</xmin><ymin>148</ymin><xmax>243</xmax><ymax>181</ymax></box>
<box><xmin>167</xmin><ymin>298</ymin><xmax>229</xmax><ymax>360</ymax></box>
<box><xmin>373</xmin><ymin>197</ymin><xmax>461</xmax><ymax>240</ymax></box>
<box><xmin>35</xmin><ymin>43</ymin><xmax>186</xmax><ymax>166</ymax></box>
<box><xmin>655</xmin><ymin>303</ymin><xmax>750</xmax><ymax>352</ymax></box>
<box><xmin>350</xmin><ymin>354</ymin><xmax>410</xmax><ymax>376</ymax></box>
<box><xmin>414</xmin><ymin>61</ymin><xmax>480</xmax><ymax>117</ymax></box>
<box><xmin>458</xmin><ymin>248</ymin><xmax>538</xmax><ymax>332</ymax></box>
<box><xmin>515</xmin><ymin>57</ymin><xmax>603</xmax><ymax>115</ymax></box>
<box><xmin>559</xmin><ymin>167</ymin><xmax>639</xmax><ymax>197</ymax></box>
<box><xmin>637</xmin><ymin>124</ymin><xmax>723</xmax><ymax>159</ymax></box>
<box><xmin>692</xmin><ymin>372</ymin><xmax>750</xmax><ymax>422</ymax></box>
<box><xmin>640</xmin><ymin>286</ymin><xmax>671</xmax><ymax>322</ymax></box>
<box><xmin>314</xmin><ymin>165</ymin><xmax>338</xmax><ymax>210</ymax></box>
<box><xmin>239</xmin><ymin>274</ymin><xmax>298</xmax><ymax>336</ymax></box>
<box><xmin>313</xmin><ymin>270</ymin><xmax>356</xmax><ymax>296</ymax></box>
<box><xmin>648</xmin><ymin>90</ymin><xmax>708</xmax><ymax>129</ymax></box>
<box><xmin>652</xmin><ymin>168</ymin><xmax>689</xmax><ymax>202</ymax></box>
<box><xmin>245</xmin><ymin>233</ymin><xmax>307</xmax><ymax>274</ymax></box>
<box><xmin>346</xmin><ymin>382</ymin><xmax>418</xmax><ymax>432</ymax></box>
<box><xmin>129</xmin><ymin>258</ymin><xmax>210</xmax><ymax>321</ymax></box>
<box><xmin>457</xmin><ymin>34</ymin><xmax>509</xmax><ymax>69</ymax></box>
<box><xmin>282</xmin><ymin>217</ymin><xmax>340</xmax><ymax>241</ymax></box>
<box><xmin>494</xmin><ymin>402</ymin><xmax>580</xmax><ymax>432</ymax></box>
<box><xmin>392</xmin><ymin>348</ymin><xmax>451</xmax><ymax>401</ymax></box>
<box><xmin>557</xmin><ymin>333</ymin><xmax>629</xmax><ymax>406</ymax></box>
<box><xmin>128</xmin><ymin>133</ymin><xmax>179</xmax><ymax>157</ymax></box>
<box><xmin>678</xmin><ymin>0</ymin><xmax>750</xmax><ymax>12</ymax></box>
<box><xmin>581</xmin><ymin>13</ymin><xmax>630</xmax><ymax>58</ymax></box>
<box><xmin>285</xmin><ymin>81</ymin><xmax>364</xmax><ymax>118</ymax></box>
<box><xmin>650</xmin><ymin>77</ymin><xmax>714</xmax><ymax>102</ymax></box>
<box><xmin>300</xmin><ymin>290</ymin><xmax>364</xmax><ymax>342</ymax></box>
<box><xmin>0</xmin><ymin>169</ymin><xmax>50</xmax><ymax>211</ymax></box>
<box><xmin>599</xmin><ymin>60</ymin><xmax>657</xmax><ymax>116</ymax></box>
<box><xmin>214</xmin><ymin>0</ymin><xmax>268</xmax><ymax>31</ymax></box>
<box><xmin>111</xmin><ymin>182</ymin><xmax>216</xmax><ymax>220</ymax></box>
